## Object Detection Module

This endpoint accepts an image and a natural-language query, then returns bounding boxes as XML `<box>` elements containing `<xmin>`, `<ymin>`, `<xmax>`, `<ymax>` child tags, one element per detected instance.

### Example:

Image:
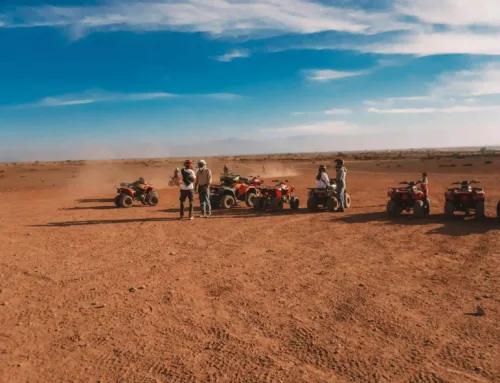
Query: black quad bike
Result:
<box><xmin>253</xmin><ymin>180</ymin><xmax>299</xmax><ymax>212</ymax></box>
<box><xmin>444</xmin><ymin>180</ymin><xmax>485</xmax><ymax>219</ymax></box>
<box><xmin>210</xmin><ymin>174</ymin><xmax>263</xmax><ymax>209</ymax></box>
<box><xmin>307</xmin><ymin>180</ymin><xmax>351</xmax><ymax>211</ymax></box>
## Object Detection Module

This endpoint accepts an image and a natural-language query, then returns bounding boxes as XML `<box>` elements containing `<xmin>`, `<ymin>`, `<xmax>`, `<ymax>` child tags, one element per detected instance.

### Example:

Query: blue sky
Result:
<box><xmin>1</xmin><ymin>0</ymin><xmax>500</xmax><ymax>161</ymax></box>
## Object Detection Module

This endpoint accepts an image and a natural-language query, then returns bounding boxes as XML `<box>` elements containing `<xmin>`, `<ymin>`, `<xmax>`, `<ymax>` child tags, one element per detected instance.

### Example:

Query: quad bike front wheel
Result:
<box><xmin>245</xmin><ymin>192</ymin><xmax>257</xmax><ymax>208</ymax></box>
<box><xmin>271</xmin><ymin>198</ymin><xmax>284</xmax><ymax>212</ymax></box>
<box><xmin>344</xmin><ymin>193</ymin><xmax>352</xmax><ymax>208</ymax></box>
<box><xmin>307</xmin><ymin>196</ymin><xmax>319</xmax><ymax>211</ymax></box>
<box><xmin>413</xmin><ymin>200</ymin><xmax>425</xmax><ymax>218</ymax></box>
<box><xmin>327</xmin><ymin>197</ymin><xmax>339</xmax><ymax>212</ymax></box>
<box><xmin>114</xmin><ymin>195</ymin><xmax>121</xmax><ymax>208</ymax></box>
<box><xmin>424</xmin><ymin>198</ymin><xmax>431</xmax><ymax>215</ymax></box>
<box><xmin>253</xmin><ymin>196</ymin><xmax>263</xmax><ymax>210</ymax></box>
<box><xmin>290</xmin><ymin>197</ymin><xmax>300</xmax><ymax>210</ymax></box>
<box><xmin>121</xmin><ymin>194</ymin><xmax>134</xmax><ymax>208</ymax></box>
<box><xmin>147</xmin><ymin>192</ymin><xmax>159</xmax><ymax>206</ymax></box>
<box><xmin>444</xmin><ymin>201</ymin><xmax>455</xmax><ymax>219</ymax></box>
<box><xmin>475</xmin><ymin>201</ymin><xmax>485</xmax><ymax>220</ymax></box>
<box><xmin>221</xmin><ymin>194</ymin><xmax>235</xmax><ymax>209</ymax></box>
<box><xmin>387</xmin><ymin>200</ymin><xmax>399</xmax><ymax>218</ymax></box>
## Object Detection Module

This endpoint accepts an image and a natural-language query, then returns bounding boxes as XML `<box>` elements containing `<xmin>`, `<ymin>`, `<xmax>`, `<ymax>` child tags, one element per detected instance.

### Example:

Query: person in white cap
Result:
<box><xmin>195</xmin><ymin>159</ymin><xmax>213</xmax><ymax>218</ymax></box>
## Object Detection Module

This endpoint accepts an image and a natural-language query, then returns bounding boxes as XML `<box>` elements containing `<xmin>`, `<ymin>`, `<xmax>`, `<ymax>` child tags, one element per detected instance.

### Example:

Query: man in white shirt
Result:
<box><xmin>179</xmin><ymin>159</ymin><xmax>196</xmax><ymax>220</ymax></box>
<box><xmin>316</xmin><ymin>164</ymin><xmax>330</xmax><ymax>188</ymax></box>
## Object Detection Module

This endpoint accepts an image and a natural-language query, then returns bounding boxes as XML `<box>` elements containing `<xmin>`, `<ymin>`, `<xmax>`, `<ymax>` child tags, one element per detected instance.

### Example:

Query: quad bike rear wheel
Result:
<box><xmin>444</xmin><ymin>201</ymin><xmax>455</xmax><ymax>219</ymax></box>
<box><xmin>114</xmin><ymin>195</ymin><xmax>121</xmax><ymax>208</ymax></box>
<box><xmin>387</xmin><ymin>200</ymin><xmax>399</xmax><ymax>218</ymax></box>
<box><xmin>327</xmin><ymin>197</ymin><xmax>339</xmax><ymax>212</ymax></box>
<box><xmin>245</xmin><ymin>192</ymin><xmax>257</xmax><ymax>208</ymax></box>
<box><xmin>221</xmin><ymin>194</ymin><xmax>235</xmax><ymax>209</ymax></box>
<box><xmin>253</xmin><ymin>196</ymin><xmax>263</xmax><ymax>210</ymax></box>
<box><xmin>413</xmin><ymin>200</ymin><xmax>425</xmax><ymax>218</ymax></box>
<box><xmin>475</xmin><ymin>201</ymin><xmax>485</xmax><ymax>220</ymax></box>
<box><xmin>271</xmin><ymin>198</ymin><xmax>284</xmax><ymax>212</ymax></box>
<box><xmin>307</xmin><ymin>196</ymin><xmax>319</xmax><ymax>211</ymax></box>
<box><xmin>121</xmin><ymin>194</ymin><xmax>134</xmax><ymax>208</ymax></box>
<box><xmin>290</xmin><ymin>197</ymin><xmax>300</xmax><ymax>210</ymax></box>
<box><xmin>344</xmin><ymin>193</ymin><xmax>352</xmax><ymax>208</ymax></box>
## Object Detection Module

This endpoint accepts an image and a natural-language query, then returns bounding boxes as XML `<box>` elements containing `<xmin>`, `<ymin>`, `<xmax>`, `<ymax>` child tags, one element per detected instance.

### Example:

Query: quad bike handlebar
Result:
<box><xmin>272</xmin><ymin>179</ymin><xmax>289</xmax><ymax>183</ymax></box>
<box><xmin>452</xmin><ymin>180</ymin><xmax>480</xmax><ymax>185</ymax></box>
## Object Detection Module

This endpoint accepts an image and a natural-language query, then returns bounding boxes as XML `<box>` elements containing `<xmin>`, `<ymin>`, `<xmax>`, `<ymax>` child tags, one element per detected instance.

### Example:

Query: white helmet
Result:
<box><xmin>198</xmin><ymin>159</ymin><xmax>206</xmax><ymax>167</ymax></box>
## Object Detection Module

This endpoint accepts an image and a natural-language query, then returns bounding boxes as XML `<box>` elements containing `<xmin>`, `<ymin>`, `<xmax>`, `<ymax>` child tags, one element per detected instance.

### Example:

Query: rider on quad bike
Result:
<box><xmin>131</xmin><ymin>177</ymin><xmax>148</xmax><ymax>201</ymax></box>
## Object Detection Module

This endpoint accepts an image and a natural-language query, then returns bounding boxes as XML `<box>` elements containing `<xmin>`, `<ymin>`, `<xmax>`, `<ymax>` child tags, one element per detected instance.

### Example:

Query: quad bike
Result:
<box><xmin>253</xmin><ymin>179</ymin><xmax>299</xmax><ymax>212</ymax></box>
<box><xmin>114</xmin><ymin>182</ymin><xmax>159</xmax><ymax>208</ymax></box>
<box><xmin>444</xmin><ymin>180</ymin><xmax>485</xmax><ymax>219</ymax></box>
<box><xmin>210</xmin><ymin>174</ymin><xmax>264</xmax><ymax>209</ymax></box>
<box><xmin>307</xmin><ymin>180</ymin><xmax>351</xmax><ymax>211</ymax></box>
<box><xmin>387</xmin><ymin>180</ymin><xmax>430</xmax><ymax>218</ymax></box>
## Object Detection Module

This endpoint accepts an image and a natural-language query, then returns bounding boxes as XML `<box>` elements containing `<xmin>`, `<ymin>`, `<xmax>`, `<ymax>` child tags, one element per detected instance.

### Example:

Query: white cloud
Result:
<box><xmin>306</xmin><ymin>69</ymin><xmax>366</xmax><ymax>82</ymax></box>
<box><xmin>291</xmin><ymin>112</ymin><xmax>305</xmax><ymax>116</ymax></box>
<box><xmin>367</xmin><ymin>105</ymin><xmax>500</xmax><ymax>114</ymax></box>
<box><xmin>433</xmin><ymin>63</ymin><xmax>500</xmax><ymax>97</ymax></box>
<box><xmin>362</xmin><ymin>31</ymin><xmax>500</xmax><ymax>56</ymax></box>
<box><xmin>261</xmin><ymin>120</ymin><xmax>359</xmax><ymax>135</ymax></box>
<box><xmin>2</xmin><ymin>1</ymin><xmax>414</xmax><ymax>39</ymax></box>
<box><xmin>10</xmin><ymin>90</ymin><xmax>239</xmax><ymax>108</ymax></box>
<box><xmin>396</xmin><ymin>0</ymin><xmax>500</xmax><ymax>27</ymax></box>
<box><xmin>324</xmin><ymin>108</ymin><xmax>352</xmax><ymax>115</ymax></box>
<box><xmin>214</xmin><ymin>49</ymin><xmax>250</xmax><ymax>62</ymax></box>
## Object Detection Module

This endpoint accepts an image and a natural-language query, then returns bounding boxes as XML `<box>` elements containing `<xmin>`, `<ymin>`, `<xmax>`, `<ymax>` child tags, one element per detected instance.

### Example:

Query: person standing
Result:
<box><xmin>195</xmin><ymin>159</ymin><xmax>212</xmax><ymax>218</ymax></box>
<box><xmin>335</xmin><ymin>159</ymin><xmax>347</xmax><ymax>212</ymax></box>
<box><xmin>179</xmin><ymin>160</ymin><xmax>196</xmax><ymax>220</ymax></box>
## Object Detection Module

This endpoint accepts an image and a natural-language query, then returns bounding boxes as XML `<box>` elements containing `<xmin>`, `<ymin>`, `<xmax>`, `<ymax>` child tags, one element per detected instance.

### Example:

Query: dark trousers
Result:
<box><xmin>198</xmin><ymin>186</ymin><xmax>211</xmax><ymax>215</ymax></box>
<box><xmin>180</xmin><ymin>189</ymin><xmax>194</xmax><ymax>217</ymax></box>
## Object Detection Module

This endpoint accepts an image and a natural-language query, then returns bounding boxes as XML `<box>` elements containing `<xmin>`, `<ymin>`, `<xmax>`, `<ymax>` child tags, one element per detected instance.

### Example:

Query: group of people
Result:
<box><xmin>316</xmin><ymin>159</ymin><xmax>348</xmax><ymax>212</ymax></box>
<box><xmin>135</xmin><ymin>158</ymin><xmax>351</xmax><ymax>219</ymax></box>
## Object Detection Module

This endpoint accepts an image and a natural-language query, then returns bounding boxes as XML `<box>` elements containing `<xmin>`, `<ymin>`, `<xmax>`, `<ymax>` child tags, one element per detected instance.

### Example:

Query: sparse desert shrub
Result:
<box><xmin>462</xmin><ymin>163</ymin><xmax>473</xmax><ymax>167</ymax></box>
<box><xmin>439</xmin><ymin>164</ymin><xmax>457</xmax><ymax>168</ymax></box>
<box><xmin>485</xmin><ymin>160</ymin><xmax>493</xmax><ymax>164</ymax></box>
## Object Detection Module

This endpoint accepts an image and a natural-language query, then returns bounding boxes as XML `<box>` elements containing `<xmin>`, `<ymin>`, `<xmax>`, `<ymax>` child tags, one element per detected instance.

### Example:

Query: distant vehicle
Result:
<box><xmin>307</xmin><ymin>179</ymin><xmax>351</xmax><ymax>212</ymax></box>
<box><xmin>387</xmin><ymin>180</ymin><xmax>430</xmax><ymax>218</ymax></box>
<box><xmin>444</xmin><ymin>180</ymin><xmax>485</xmax><ymax>219</ymax></box>
<box><xmin>253</xmin><ymin>179</ymin><xmax>299</xmax><ymax>212</ymax></box>
<box><xmin>114</xmin><ymin>181</ymin><xmax>158</xmax><ymax>208</ymax></box>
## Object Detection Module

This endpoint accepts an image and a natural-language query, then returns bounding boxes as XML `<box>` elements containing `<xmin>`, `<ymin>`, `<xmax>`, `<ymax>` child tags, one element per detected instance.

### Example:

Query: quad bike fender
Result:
<box><xmin>118</xmin><ymin>187</ymin><xmax>135</xmax><ymax>197</ymax></box>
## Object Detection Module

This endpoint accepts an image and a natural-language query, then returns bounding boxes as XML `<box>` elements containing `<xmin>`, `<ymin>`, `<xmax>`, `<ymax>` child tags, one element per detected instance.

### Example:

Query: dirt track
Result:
<box><xmin>0</xmin><ymin>157</ymin><xmax>499</xmax><ymax>382</ymax></box>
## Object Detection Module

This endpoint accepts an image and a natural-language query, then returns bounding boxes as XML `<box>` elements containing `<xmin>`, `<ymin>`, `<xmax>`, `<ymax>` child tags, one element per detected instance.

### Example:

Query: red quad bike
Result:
<box><xmin>387</xmin><ymin>180</ymin><xmax>430</xmax><ymax>218</ymax></box>
<box><xmin>444</xmin><ymin>180</ymin><xmax>485</xmax><ymax>219</ymax></box>
<box><xmin>253</xmin><ymin>179</ymin><xmax>300</xmax><ymax>212</ymax></box>
<box><xmin>114</xmin><ymin>182</ymin><xmax>159</xmax><ymax>208</ymax></box>
<box><xmin>307</xmin><ymin>180</ymin><xmax>352</xmax><ymax>212</ymax></box>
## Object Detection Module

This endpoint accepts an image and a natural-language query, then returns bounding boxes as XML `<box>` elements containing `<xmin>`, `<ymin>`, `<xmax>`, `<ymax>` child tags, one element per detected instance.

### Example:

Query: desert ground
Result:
<box><xmin>0</xmin><ymin>151</ymin><xmax>499</xmax><ymax>383</ymax></box>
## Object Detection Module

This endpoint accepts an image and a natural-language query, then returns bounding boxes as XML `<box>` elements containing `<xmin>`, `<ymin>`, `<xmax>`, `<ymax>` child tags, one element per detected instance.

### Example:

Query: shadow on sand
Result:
<box><xmin>334</xmin><ymin>211</ymin><xmax>499</xmax><ymax>236</ymax></box>
<box><xmin>31</xmin><ymin>217</ymin><xmax>180</xmax><ymax>227</ymax></box>
<box><xmin>77</xmin><ymin>198</ymin><xmax>115</xmax><ymax>203</ymax></box>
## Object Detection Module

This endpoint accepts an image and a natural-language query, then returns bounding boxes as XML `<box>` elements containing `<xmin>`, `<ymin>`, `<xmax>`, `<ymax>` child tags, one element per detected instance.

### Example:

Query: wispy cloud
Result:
<box><xmin>367</xmin><ymin>105</ymin><xmax>500</xmax><ymax>114</ymax></box>
<box><xmin>214</xmin><ymin>49</ymin><xmax>250</xmax><ymax>62</ymax></box>
<box><xmin>261</xmin><ymin>120</ymin><xmax>359</xmax><ymax>136</ymax></box>
<box><xmin>306</xmin><ymin>69</ymin><xmax>366</xmax><ymax>82</ymax></box>
<box><xmin>11</xmin><ymin>90</ymin><xmax>240</xmax><ymax>108</ymax></box>
<box><xmin>324</xmin><ymin>108</ymin><xmax>353</xmax><ymax>115</ymax></box>
<box><xmin>1</xmin><ymin>1</ymin><xmax>414</xmax><ymax>40</ymax></box>
<box><xmin>432</xmin><ymin>63</ymin><xmax>500</xmax><ymax>97</ymax></box>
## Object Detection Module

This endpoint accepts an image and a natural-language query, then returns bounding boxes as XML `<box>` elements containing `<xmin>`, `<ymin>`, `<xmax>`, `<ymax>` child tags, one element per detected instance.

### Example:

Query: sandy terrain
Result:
<box><xmin>0</xmin><ymin>153</ymin><xmax>499</xmax><ymax>383</ymax></box>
